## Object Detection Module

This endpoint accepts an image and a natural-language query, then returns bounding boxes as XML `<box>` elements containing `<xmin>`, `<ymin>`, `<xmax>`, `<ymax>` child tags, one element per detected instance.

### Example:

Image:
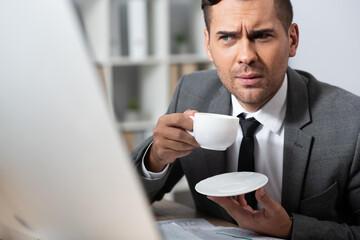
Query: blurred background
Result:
<box><xmin>73</xmin><ymin>0</ymin><xmax>360</xmax><ymax>207</ymax></box>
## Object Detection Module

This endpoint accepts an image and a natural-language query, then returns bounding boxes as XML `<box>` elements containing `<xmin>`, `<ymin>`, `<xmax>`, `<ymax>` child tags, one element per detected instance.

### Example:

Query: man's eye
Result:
<box><xmin>220</xmin><ymin>35</ymin><xmax>232</xmax><ymax>41</ymax></box>
<box><xmin>254</xmin><ymin>32</ymin><xmax>269</xmax><ymax>39</ymax></box>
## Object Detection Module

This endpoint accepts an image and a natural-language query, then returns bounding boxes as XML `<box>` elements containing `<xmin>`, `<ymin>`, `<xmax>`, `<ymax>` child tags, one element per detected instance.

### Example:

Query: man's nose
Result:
<box><xmin>236</xmin><ymin>39</ymin><xmax>257</xmax><ymax>65</ymax></box>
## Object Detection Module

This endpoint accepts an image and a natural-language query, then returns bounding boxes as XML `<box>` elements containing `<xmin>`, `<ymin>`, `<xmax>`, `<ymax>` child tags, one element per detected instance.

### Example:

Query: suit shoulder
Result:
<box><xmin>169</xmin><ymin>69</ymin><xmax>229</xmax><ymax>113</ymax></box>
<box><xmin>175</xmin><ymin>69</ymin><xmax>224</xmax><ymax>96</ymax></box>
<box><xmin>294</xmin><ymin>69</ymin><xmax>360</xmax><ymax>115</ymax></box>
<box><xmin>179</xmin><ymin>69</ymin><xmax>220</xmax><ymax>86</ymax></box>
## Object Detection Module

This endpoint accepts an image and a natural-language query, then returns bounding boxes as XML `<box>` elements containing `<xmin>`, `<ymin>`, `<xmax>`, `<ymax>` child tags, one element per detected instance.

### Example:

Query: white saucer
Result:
<box><xmin>195</xmin><ymin>172</ymin><xmax>268</xmax><ymax>197</ymax></box>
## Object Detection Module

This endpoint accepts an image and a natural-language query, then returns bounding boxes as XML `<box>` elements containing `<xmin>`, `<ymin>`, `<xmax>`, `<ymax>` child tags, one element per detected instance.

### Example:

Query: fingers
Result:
<box><xmin>255</xmin><ymin>188</ymin><xmax>281</xmax><ymax>215</ymax></box>
<box><xmin>236</xmin><ymin>194</ymin><xmax>247</xmax><ymax>206</ymax></box>
<box><xmin>147</xmin><ymin>112</ymin><xmax>200</xmax><ymax>172</ymax></box>
<box><xmin>236</xmin><ymin>195</ymin><xmax>255</xmax><ymax>213</ymax></box>
<box><xmin>154</xmin><ymin>124</ymin><xmax>197</xmax><ymax>148</ymax></box>
<box><xmin>184</xmin><ymin>109</ymin><xmax>198</xmax><ymax>116</ymax></box>
<box><xmin>154</xmin><ymin>114</ymin><xmax>199</xmax><ymax>147</ymax></box>
<box><xmin>208</xmin><ymin>195</ymin><xmax>256</xmax><ymax>214</ymax></box>
<box><xmin>253</xmin><ymin>188</ymin><xmax>292</xmax><ymax>238</ymax></box>
<box><xmin>207</xmin><ymin>196</ymin><xmax>253</xmax><ymax>224</ymax></box>
<box><xmin>208</xmin><ymin>189</ymin><xmax>292</xmax><ymax>238</ymax></box>
<box><xmin>156</xmin><ymin>113</ymin><xmax>191</xmax><ymax>131</ymax></box>
<box><xmin>207</xmin><ymin>196</ymin><xmax>238</xmax><ymax>209</ymax></box>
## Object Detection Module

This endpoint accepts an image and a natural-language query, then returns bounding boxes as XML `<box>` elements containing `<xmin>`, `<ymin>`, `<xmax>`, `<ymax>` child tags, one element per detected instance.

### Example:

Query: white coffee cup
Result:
<box><xmin>187</xmin><ymin>113</ymin><xmax>239</xmax><ymax>151</ymax></box>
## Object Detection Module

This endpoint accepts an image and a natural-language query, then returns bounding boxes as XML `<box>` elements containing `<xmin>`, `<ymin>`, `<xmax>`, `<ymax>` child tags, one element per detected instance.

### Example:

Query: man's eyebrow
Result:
<box><xmin>216</xmin><ymin>31</ymin><xmax>240</xmax><ymax>35</ymax></box>
<box><xmin>216</xmin><ymin>28</ymin><xmax>275</xmax><ymax>36</ymax></box>
<box><xmin>249</xmin><ymin>28</ymin><xmax>275</xmax><ymax>35</ymax></box>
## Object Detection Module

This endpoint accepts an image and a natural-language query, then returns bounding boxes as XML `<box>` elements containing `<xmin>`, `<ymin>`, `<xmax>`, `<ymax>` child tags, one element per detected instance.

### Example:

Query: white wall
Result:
<box><xmin>289</xmin><ymin>0</ymin><xmax>360</xmax><ymax>96</ymax></box>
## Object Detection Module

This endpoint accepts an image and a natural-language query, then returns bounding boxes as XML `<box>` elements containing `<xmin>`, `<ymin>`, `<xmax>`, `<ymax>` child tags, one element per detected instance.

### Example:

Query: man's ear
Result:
<box><xmin>288</xmin><ymin>23</ymin><xmax>299</xmax><ymax>57</ymax></box>
<box><xmin>204</xmin><ymin>29</ymin><xmax>214</xmax><ymax>62</ymax></box>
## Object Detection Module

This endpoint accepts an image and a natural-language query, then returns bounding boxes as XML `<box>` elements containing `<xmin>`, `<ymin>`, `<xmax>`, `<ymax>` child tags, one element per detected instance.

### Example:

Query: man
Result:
<box><xmin>132</xmin><ymin>0</ymin><xmax>360</xmax><ymax>238</ymax></box>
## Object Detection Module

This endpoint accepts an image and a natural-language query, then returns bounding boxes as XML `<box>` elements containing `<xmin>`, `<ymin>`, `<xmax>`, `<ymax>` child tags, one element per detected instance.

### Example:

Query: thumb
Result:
<box><xmin>184</xmin><ymin>109</ymin><xmax>198</xmax><ymax>116</ymax></box>
<box><xmin>255</xmin><ymin>188</ymin><xmax>279</xmax><ymax>213</ymax></box>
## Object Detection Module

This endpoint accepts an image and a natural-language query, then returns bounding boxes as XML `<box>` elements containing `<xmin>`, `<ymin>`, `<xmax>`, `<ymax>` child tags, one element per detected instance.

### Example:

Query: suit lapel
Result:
<box><xmin>282</xmin><ymin>68</ymin><xmax>313</xmax><ymax>213</ymax></box>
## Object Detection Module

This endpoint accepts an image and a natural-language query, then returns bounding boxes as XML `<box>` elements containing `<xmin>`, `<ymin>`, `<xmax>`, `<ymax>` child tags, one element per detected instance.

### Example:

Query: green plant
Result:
<box><xmin>175</xmin><ymin>33</ymin><xmax>186</xmax><ymax>43</ymax></box>
<box><xmin>128</xmin><ymin>99</ymin><xmax>139</xmax><ymax>110</ymax></box>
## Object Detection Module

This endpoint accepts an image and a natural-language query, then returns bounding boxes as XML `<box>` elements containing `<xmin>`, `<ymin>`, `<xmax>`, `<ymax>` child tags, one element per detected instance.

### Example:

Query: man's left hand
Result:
<box><xmin>208</xmin><ymin>188</ymin><xmax>292</xmax><ymax>238</ymax></box>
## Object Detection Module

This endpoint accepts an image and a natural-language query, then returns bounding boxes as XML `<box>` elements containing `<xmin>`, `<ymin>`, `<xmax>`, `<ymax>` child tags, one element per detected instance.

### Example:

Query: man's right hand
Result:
<box><xmin>145</xmin><ymin>110</ymin><xmax>200</xmax><ymax>172</ymax></box>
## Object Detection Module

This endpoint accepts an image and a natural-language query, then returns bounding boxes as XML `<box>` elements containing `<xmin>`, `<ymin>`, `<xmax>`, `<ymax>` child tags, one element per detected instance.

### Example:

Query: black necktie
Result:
<box><xmin>238</xmin><ymin>113</ymin><xmax>260</xmax><ymax>209</ymax></box>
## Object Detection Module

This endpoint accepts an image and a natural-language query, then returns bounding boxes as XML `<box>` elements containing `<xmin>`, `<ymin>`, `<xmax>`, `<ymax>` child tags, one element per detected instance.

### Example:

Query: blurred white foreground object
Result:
<box><xmin>0</xmin><ymin>1</ymin><xmax>161</xmax><ymax>239</ymax></box>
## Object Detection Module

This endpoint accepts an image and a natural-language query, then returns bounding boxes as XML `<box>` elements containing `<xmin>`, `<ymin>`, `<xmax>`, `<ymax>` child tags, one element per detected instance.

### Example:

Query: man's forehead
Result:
<box><xmin>209</xmin><ymin>0</ymin><xmax>277</xmax><ymax>29</ymax></box>
<box><xmin>210</xmin><ymin>0</ymin><xmax>275</xmax><ymax>18</ymax></box>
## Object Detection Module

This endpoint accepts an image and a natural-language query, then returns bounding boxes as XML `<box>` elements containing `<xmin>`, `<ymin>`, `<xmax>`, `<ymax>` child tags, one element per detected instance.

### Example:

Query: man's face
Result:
<box><xmin>204</xmin><ymin>0</ymin><xmax>298</xmax><ymax>112</ymax></box>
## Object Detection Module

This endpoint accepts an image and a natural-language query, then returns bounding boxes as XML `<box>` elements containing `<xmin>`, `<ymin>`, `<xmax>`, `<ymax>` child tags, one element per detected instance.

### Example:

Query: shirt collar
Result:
<box><xmin>231</xmin><ymin>74</ymin><xmax>288</xmax><ymax>134</ymax></box>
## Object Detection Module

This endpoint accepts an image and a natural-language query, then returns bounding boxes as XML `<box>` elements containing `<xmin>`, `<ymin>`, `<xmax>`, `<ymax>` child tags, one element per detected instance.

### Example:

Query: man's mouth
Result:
<box><xmin>235</xmin><ymin>73</ymin><xmax>262</xmax><ymax>86</ymax></box>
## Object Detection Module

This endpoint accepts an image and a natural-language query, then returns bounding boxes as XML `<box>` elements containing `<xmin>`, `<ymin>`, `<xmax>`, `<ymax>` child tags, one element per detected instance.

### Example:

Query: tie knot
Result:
<box><xmin>238</xmin><ymin>114</ymin><xmax>260</xmax><ymax>137</ymax></box>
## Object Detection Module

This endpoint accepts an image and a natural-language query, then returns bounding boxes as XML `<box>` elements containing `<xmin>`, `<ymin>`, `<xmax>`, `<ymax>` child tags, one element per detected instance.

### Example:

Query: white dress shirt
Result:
<box><xmin>142</xmin><ymin>75</ymin><xmax>288</xmax><ymax>205</ymax></box>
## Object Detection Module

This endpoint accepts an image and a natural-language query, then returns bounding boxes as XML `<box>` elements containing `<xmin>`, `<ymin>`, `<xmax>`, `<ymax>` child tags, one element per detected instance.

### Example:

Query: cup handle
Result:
<box><xmin>186</xmin><ymin>116</ymin><xmax>195</xmax><ymax>137</ymax></box>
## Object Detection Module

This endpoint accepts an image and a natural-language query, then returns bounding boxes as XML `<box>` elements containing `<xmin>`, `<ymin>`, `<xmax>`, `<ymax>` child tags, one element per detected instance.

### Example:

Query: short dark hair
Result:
<box><xmin>201</xmin><ymin>0</ymin><xmax>293</xmax><ymax>33</ymax></box>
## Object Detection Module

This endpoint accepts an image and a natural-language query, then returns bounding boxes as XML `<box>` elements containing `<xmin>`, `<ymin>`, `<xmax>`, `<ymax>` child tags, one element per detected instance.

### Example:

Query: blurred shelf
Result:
<box><xmin>96</xmin><ymin>56</ymin><xmax>161</xmax><ymax>67</ymax></box>
<box><xmin>118</xmin><ymin>120</ymin><xmax>155</xmax><ymax>132</ymax></box>
<box><xmin>169</xmin><ymin>53</ymin><xmax>209</xmax><ymax>64</ymax></box>
<box><xmin>82</xmin><ymin>0</ymin><xmax>207</xmax><ymax>144</ymax></box>
<box><xmin>96</xmin><ymin>54</ymin><xmax>209</xmax><ymax>66</ymax></box>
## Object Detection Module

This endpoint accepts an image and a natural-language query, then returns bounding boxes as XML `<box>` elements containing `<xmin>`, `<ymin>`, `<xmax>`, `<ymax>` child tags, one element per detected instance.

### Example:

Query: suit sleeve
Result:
<box><xmin>131</xmin><ymin>75</ymin><xmax>187</xmax><ymax>203</ymax></box>
<box><xmin>290</xmin><ymin>130</ymin><xmax>360</xmax><ymax>239</ymax></box>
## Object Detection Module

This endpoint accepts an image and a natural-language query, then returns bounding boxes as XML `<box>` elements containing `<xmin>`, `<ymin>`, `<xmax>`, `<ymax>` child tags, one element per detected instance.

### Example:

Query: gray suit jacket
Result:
<box><xmin>132</xmin><ymin>67</ymin><xmax>360</xmax><ymax>239</ymax></box>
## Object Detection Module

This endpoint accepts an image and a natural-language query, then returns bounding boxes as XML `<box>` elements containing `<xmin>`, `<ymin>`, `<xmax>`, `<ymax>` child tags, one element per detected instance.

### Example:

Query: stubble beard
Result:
<box><xmin>216</xmin><ymin>63</ymin><xmax>278</xmax><ymax>107</ymax></box>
